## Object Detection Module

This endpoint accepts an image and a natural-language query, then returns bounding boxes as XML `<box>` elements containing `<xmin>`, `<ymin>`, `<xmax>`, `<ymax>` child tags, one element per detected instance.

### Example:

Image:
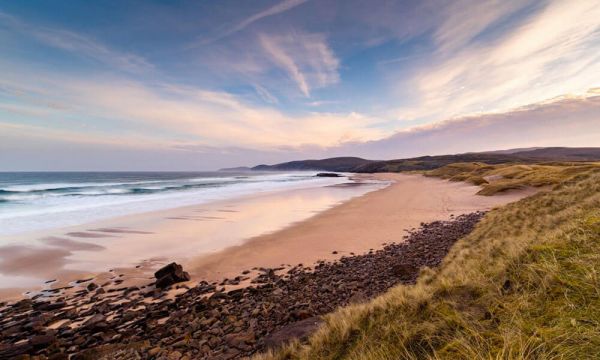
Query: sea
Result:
<box><xmin>0</xmin><ymin>171</ymin><xmax>351</xmax><ymax>236</ymax></box>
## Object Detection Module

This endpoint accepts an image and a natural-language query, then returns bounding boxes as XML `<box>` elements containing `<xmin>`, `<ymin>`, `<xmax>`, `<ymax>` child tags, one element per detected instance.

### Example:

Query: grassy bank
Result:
<box><xmin>259</xmin><ymin>167</ymin><xmax>600</xmax><ymax>359</ymax></box>
<box><xmin>425</xmin><ymin>162</ymin><xmax>600</xmax><ymax>195</ymax></box>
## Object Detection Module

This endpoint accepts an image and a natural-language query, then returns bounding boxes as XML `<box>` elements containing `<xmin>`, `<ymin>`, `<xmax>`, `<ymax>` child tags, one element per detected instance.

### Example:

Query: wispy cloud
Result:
<box><xmin>433</xmin><ymin>0</ymin><xmax>534</xmax><ymax>53</ymax></box>
<box><xmin>394</xmin><ymin>0</ymin><xmax>600</xmax><ymax>122</ymax></box>
<box><xmin>253</xmin><ymin>84</ymin><xmax>279</xmax><ymax>104</ymax></box>
<box><xmin>340</xmin><ymin>90</ymin><xmax>600</xmax><ymax>159</ymax></box>
<box><xmin>0</xmin><ymin>11</ymin><xmax>153</xmax><ymax>73</ymax></box>
<box><xmin>33</xmin><ymin>29</ymin><xmax>153</xmax><ymax>73</ymax></box>
<box><xmin>259</xmin><ymin>34</ymin><xmax>310</xmax><ymax>96</ymax></box>
<box><xmin>259</xmin><ymin>32</ymin><xmax>339</xmax><ymax>97</ymax></box>
<box><xmin>0</xmin><ymin>65</ymin><xmax>383</xmax><ymax>150</ymax></box>
<box><xmin>199</xmin><ymin>0</ymin><xmax>308</xmax><ymax>44</ymax></box>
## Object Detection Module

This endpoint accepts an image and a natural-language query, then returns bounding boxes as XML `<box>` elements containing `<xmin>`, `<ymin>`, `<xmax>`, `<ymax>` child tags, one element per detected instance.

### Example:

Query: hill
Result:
<box><xmin>249</xmin><ymin>147</ymin><xmax>600</xmax><ymax>173</ymax></box>
<box><xmin>252</xmin><ymin>157</ymin><xmax>373</xmax><ymax>172</ymax></box>
<box><xmin>511</xmin><ymin>147</ymin><xmax>600</xmax><ymax>161</ymax></box>
<box><xmin>219</xmin><ymin>166</ymin><xmax>253</xmax><ymax>171</ymax></box>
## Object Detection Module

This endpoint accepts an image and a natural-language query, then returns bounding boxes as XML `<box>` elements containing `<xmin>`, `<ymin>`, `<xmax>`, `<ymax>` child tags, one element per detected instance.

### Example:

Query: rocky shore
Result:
<box><xmin>0</xmin><ymin>212</ymin><xmax>485</xmax><ymax>360</ymax></box>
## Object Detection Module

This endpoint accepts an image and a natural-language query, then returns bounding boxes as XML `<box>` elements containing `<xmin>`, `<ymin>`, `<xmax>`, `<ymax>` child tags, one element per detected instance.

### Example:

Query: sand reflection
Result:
<box><xmin>0</xmin><ymin>181</ymin><xmax>384</xmax><ymax>298</ymax></box>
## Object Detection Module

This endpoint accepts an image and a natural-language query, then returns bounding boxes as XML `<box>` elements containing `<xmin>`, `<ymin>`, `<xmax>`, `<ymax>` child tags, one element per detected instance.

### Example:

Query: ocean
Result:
<box><xmin>0</xmin><ymin>171</ymin><xmax>349</xmax><ymax>236</ymax></box>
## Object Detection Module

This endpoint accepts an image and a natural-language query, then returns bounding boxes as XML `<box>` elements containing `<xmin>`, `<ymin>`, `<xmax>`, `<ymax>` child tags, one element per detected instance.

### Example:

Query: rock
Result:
<box><xmin>316</xmin><ymin>172</ymin><xmax>341</xmax><ymax>177</ymax></box>
<box><xmin>291</xmin><ymin>309</ymin><xmax>312</xmax><ymax>320</ymax></box>
<box><xmin>30</xmin><ymin>334</ymin><xmax>55</xmax><ymax>348</ymax></box>
<box><xmin>0</xmin><ymin>342</ymin><xmax>33</xmax><ymax>358</ymax></box>
<box><xmin>391</xmin><ymin>263</ymin><xmax>418</xmax><ymax>280</ymax></box>
<box><xmin>13</xmin><ymin>299</ymin><xmax>33</xmax><ymax>310</ymax></box>
<box><xmin>148</xmin><ymin>346</ymin><xmax>161</xmax><ymax>356</ymax></box>
<box><xmin>83</xmin><ymin>314</ymin><xmax>107</xmax><ymax>329</ymax></box>
<box><xmin>86</xmin><ymin>282</ymin><xmax>98</xmax><ymax>291</ymax></box>
<box><xmin>224</xmin><ymin>332</ymin><xmax>254</xmax><ymax>350</ymax></box>
<box><xmin>168</xmin><ymin>350</ymin><xmax>183</xmax><ymax>359</ymax></box>
<box><xmin>264</xmin><ymin>317</ymin><xmax>322</xmax><ymax>349</ymax></box>
<box><xmin>34</xmin><ymin>301</ymin><xmax>66</xmax><ymax>311</ymax></box>
<box><xmin>0</xmin><ymin>212</ymin><xmax>486</xmax><ymax>359</ymax></box>
<box><xmin>155</xmin><ymin>262</ymin><xmax>191</xmax><ymax>289</ymax></box>
<box><xmin>348</xmin><ymin>290</ymin><xmax>368</xmax><ymax>304</ymax></box>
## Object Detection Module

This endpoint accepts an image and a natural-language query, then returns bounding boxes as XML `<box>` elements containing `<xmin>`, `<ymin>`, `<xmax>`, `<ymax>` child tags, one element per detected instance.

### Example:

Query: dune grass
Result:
<box><xmin>258</xmin><ymin>168</ymin><xmax>600</xmax><ymax>359</ymax></box>
<box><xmin>425</xmin><ymin>162</ymin><xmax>600</xmax><ymax>195</ymax></box>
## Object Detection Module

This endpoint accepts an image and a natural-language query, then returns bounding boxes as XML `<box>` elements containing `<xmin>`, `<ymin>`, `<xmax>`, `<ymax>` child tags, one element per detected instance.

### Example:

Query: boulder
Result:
<box><xmin>264</xmin><ymin>317</ymin><xmax>322</xmax><ymax>349</ymax></box>
<box><xmin>86</xmin><ymin>282</ymin><xmax>98</xmax><ymax>291</ymax></box>
<box><xmin>29</xmin><ymin>334</ymin><xmax>55</xmax><ymax>348</ymax></box>
<box><xmin>316</xmin><ymin>172</ymin><xmax>341</xmax><ymax>177</ymax></box>
<box><xmin>154</xmin><ymin>262</ymin><xmax>190</xmax><ymax>289</ymax></box>
<box><xmin>391</xmin><ymin>263</ymin><xmax>418</xmax><ymax>280</ymax></box>
<box><xmin>83</xmin><ymin>313</ymin><xmax>107</xmax><ymax>330</ymax></box>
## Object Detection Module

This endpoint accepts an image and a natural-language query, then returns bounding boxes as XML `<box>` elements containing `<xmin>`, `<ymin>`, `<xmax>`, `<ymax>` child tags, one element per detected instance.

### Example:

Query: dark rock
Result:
<box><xmin>316</xmin><ymin>172</ymin><xmax>341</xmax><ymax>177</ymax></box>
<box><xmin>0</xmin><ymin>212</ymin><xmax>486</xmax><ymax>360</ymax></box>
<box><xmin>154</xmin><ymin>262</ymin><xmax>190</xmax><ymax>289</ymax></box>
<box><xmin>30</xmin><ymin>334</ymin><xmax>55</xmax><ymax>348</ymax></box>
<box><xmin>391</xmin><ymin>263</ymin><xmax>418</xmax><ymax>280</ymax></box>
<box><xmin>86</xmin><ymin>282</ymin><xmax>98</xmax><ymax>291</ymax></box>
<box><xmin>34</xmin><ymin>301</ymin><xmax>66</xmax><ymax>311</ymax></box>
<box><xmin>83</xmin><ymin>314</ymin><xmax>107</xmax><ymax>329</ymax></box>
<box><xmin>264</xmin><ymin>317</ymin><xmax>322</xmax><ymax>349</ymax></box>
<box><xmin>0</xmin><ymin>342</ymin><xmax>33</xmax><ymax>358</ymax></box>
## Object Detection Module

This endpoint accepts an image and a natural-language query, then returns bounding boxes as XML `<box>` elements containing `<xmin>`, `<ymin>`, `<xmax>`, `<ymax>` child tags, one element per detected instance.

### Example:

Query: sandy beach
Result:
<box><xmin>0</xmin><ymin>173</ymin><xmax>535</xmax><ymax>300</ymax></box>
<box><xmin>187</xmin><ymin>173</ymin><xmax>535</xmax><ymax>281</ymax></box>
<box><xmin>0</xmin><ymin>175</ymin><xmax>385</xmax><ymax>299</ymax></box>
<box><xmin>0</xmin><ymin>173</ymin><xmax>542</xmax><ymax>359</ymax></box>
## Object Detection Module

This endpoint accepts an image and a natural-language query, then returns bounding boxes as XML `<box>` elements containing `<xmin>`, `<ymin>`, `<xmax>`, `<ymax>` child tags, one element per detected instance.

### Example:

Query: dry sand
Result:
<box><xmin>187</xmin><ymin>173</ymin><xmax>536</xmax><ymax>281</ymax></box>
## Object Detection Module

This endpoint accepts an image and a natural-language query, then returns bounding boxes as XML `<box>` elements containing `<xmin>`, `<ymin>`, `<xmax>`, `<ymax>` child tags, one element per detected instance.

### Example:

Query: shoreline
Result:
<box><xmin>0</xmin><ymin>176</ymin><xmax>386</xmax><ymax>300</ymax></box>
<box><xmin>0</xmin><ymin>173</ymin><xmax>535</xmax><ymax>301</ymax></box>
<box><xmin>186</xmin><ymin>173</ymin><xmax>537</xmax><ymax>283</ymax></box>
<box><xmin>0</xmin><ymin>173</ymin><xmax>542</xmax><ymax>358</ymax></box>
<box><xmin>1</xmin><ymin>211</ymin><xmax>489</xmax><ymax>359</ymax></box>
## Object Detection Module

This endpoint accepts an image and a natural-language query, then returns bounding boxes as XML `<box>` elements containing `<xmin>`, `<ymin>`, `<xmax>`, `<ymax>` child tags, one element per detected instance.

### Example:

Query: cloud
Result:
<box><xmin>259</xmin><ymin>32</ymin><xmax>339</xmax><ymax>97</ymax></box>
<box><xmin>3</xmin><ymin>90</ymin><xmax>598</xmax><ymax>171</ymax></box>
<box><xmin>340</xmin><ymin>91</ymin><xmax>600</xmax><ymax>159</ymax></box>
<box><xmin>253</xmin><ymin>84</ymin><xmax>279</xmax><ymax>104</ymax></box>
<box><xmin>433</xmin><ymin>0</ymin><xmax>534</xmax><ymax>53</ymax></box>
<box><xmin>394</xmin><ymin>0</ymin><xmax>600</xmax><ymax>122</ymax></box>
<box><xmin>0</xmin><ymin>11</ymin><xmax>153</xmax><ymax>73</ymax></box>
<box><xmin>199</xmin><ymin>0</ymin><xmax>308</xmax><ymax>44</ymax></box>
<box><xmin>32</xmin><ymin>29</ymin><xmax>153</xmax><ymax>73</ymax></box>
<box><xmin>0</xmin><ymin>65</ymin><xmax>383</xmax><ymax>151</ymax></box>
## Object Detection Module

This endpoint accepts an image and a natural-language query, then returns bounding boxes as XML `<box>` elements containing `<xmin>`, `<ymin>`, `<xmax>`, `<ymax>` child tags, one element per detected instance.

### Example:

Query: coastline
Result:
<box><xmin>0</xmin><ymin>173</ymin><xmax>542</xmax><ymax>359</ymax></box>
<box><xmin>0</xmin><ymin>175</ymin><xmax>386</xmax><ymax>300</ymax></box>
<box><xmin>0</xmin><ymin>211</ymin><xmax>502</xmax><ymax>359</ymax></box>
<box><xmin>187</xmin><ymin>173</ymin><xmax>537</xmax><ymax>282</ymax></box>
<box><xmin>0</xmin><ymin>173</ymin><xmax>536</xmax><ymax>301</ymax></box>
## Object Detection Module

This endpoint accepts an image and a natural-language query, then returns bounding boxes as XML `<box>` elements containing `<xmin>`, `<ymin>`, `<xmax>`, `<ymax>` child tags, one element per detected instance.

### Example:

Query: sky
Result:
<box><xmin>0</xmin><ymin>0</ymin><xmax>599</xmax><ymax>170</ymax></box>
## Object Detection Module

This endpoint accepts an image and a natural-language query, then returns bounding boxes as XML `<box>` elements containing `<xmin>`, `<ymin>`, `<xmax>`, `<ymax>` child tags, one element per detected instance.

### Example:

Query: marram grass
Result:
<box><xmin>258</xmin><ymin>167</ymin><xmax>600</xmax><ymax>360</ymax></box>
<box><xmin>425</xmin><ymin>162</ymin><xmax>600</xmax><ymax>195</ymax></box>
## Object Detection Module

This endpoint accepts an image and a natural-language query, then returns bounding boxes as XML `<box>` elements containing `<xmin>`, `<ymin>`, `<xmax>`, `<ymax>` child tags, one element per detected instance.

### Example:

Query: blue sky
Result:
<box><xmin>1</xmin><ymin>0</ymin><xmax>599</xmax><ymax>170</ymax></box>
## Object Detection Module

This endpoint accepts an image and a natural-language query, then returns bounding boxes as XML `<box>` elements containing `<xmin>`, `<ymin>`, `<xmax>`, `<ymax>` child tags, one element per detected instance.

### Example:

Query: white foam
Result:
<box><xmin>0</xmin><ymin>172</ymin><xmax>348</xmax><ymax>236</ymax></box>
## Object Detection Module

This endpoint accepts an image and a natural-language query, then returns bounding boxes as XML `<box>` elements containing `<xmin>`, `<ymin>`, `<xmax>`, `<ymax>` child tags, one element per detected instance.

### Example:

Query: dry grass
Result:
<box><xmin>426</xmin><ymin>162</ymin><xmax>600</xmax><ymax>195</ymax></box>
<box><xmin>258</xmin><ymin>167</ymin><xmax>600</xmax><ymax>360</ymax></box>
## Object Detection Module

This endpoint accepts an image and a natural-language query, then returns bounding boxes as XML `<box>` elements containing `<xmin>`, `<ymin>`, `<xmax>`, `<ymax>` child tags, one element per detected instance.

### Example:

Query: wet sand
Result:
<box><xmin>0</xmin><ymin>177</ymin><xmax>386</xmax><ymax>299</ymax></box>
<box><xmin>0</xmin><ymin>173</ymin><xmax>537</xmax><ymax>301</ymax></box>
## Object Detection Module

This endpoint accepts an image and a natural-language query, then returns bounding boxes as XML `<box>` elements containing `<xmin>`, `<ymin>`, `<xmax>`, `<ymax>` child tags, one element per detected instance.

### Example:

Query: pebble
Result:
<box><xmin>0</xmin><ymin>212</ymin><xmax>486</xmax><ymax>360</ymax></box>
